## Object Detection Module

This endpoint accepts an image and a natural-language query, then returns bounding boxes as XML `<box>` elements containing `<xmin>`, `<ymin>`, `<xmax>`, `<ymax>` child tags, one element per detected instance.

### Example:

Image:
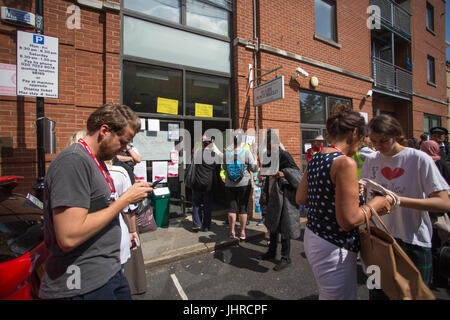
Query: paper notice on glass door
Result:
<box><xmin>152</xmin><ymin>161</ymin><xmax>167</xmax><ymax>183</ymax></box>
<box><xmin>168</xmin><ymin>161</ymin><xmax>178</xmax><ymax>177</ymax></box>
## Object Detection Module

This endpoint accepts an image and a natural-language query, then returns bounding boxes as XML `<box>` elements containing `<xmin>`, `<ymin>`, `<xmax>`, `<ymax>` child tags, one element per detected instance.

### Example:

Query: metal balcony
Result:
<box><xmin>371</xmin><ymin>0</ymin><xmax>411</xmax><ymax>38</ymax></box>
<box><xmin>372</xmin><ymin>57</ymin><xmax>412</xmax><ymax>95</ymax></box>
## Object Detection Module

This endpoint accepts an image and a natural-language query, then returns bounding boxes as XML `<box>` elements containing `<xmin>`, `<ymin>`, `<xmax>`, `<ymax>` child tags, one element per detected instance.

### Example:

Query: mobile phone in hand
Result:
<box><xmin>151</xmin><ymin>178</ymin><xmax>163</xmax><ymax>188</ymax></box>
<box><xmin>131</xmin><ymin>239</ymin><xmax>137</xmax><ymax>249</ymax></box>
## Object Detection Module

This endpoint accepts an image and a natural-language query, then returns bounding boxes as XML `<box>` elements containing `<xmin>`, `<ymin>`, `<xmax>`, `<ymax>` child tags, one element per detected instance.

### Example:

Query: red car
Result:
<box><xmin>0</xmin><ymin>176</ymin><xmax>47</xmax><ymax>300</ymax></box>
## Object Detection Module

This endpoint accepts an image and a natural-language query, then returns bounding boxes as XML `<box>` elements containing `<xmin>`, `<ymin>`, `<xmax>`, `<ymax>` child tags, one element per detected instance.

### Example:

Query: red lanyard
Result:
<box><xmin>78</xmin><ymin>139</ymin><xmax>116</xmax><ymax>193</ymax></box>
<box><xmin>330</xmin><ymin>145</ymin><xmax>344</xmax><ymax>155</ymax></box>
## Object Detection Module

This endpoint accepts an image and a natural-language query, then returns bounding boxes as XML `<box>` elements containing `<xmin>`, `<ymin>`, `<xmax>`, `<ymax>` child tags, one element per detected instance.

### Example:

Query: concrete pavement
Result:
<box><xmin>139</xmin><ymin>209</ymin><xmax>307</xmax><ymax>268</ymax></box>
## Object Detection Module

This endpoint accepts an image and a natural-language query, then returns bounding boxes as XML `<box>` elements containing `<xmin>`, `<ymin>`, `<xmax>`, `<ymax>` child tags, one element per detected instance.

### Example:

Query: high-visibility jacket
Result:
<box><xmin>353</xmin><ymin>151</ymin><xmax>364</xmax><ymax>179</ymax></box>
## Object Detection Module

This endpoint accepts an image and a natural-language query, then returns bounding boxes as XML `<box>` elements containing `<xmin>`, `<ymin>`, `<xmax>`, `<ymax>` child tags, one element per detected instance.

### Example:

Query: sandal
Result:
<box><xmin>229</xmin><ymin>232</ymin><xmax>236</xmax><ymax>239</ymax></box>
<box><xmin>239</xmin><ymin>233</ymin><xmax>246</xmax><ymax>241</ymax></box>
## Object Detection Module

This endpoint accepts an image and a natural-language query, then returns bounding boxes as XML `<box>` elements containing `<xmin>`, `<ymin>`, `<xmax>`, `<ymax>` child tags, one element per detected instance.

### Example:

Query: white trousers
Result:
<box><xmin>304</xmin><ymin>227</ymin><xmax>358</xmax><ymax>300</ymax></box>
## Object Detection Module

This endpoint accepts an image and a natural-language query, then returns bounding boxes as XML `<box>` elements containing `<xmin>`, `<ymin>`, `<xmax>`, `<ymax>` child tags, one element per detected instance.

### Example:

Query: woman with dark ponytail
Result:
<box><xmin>296</xmin><ymin>104</ymin><xmax>393</xmax><ymax>299</ymax></box>
<box><xmin>361</xmin><ymin>114</ymin><xmax>450</xmax><ymax>298</ymax></box>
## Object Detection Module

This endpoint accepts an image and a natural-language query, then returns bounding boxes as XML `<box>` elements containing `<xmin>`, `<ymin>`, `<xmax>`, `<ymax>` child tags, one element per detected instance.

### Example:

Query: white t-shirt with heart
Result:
<box><xmin>360</xmin><ymin>147</ymin><xmax>449</xmax><ymax>248</ymax></box>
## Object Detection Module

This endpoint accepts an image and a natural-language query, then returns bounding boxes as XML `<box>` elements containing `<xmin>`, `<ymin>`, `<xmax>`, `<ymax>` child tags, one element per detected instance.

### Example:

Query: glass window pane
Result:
<box><xmin>431</xmin><ymin>118</ymin><xmax>439</xmax><ymax>128</ymax></box>
<box><xmin>315</xmin><ymin>0</ymin><xmax>336</xmax><ymax>41</ymax></box>
<box><xmin>427</xmin><ymin>56</ymin><xmax>435</xmax><ymax>83</ymax></box>
<box><xmin>328</xmin><ymin>97</ymin><xmax>351</xmax><ymax>114</ymax></box>
<box><xmin>123</xmin><ymin>62</ymin><xmax>182</xmax><ymax>115</ymax></box>
<box><xmin>300</xmin><ymin>92</ymin><xmax>326</xmax><ymax>124</ymax></box>
<box><xmin>186</xmin><ymin>0</ymin><xmax>229</xmax><ymax>36</ymax></box>
<box><xmin>208</xmin><ymin>0</ymin><xmax>232</xmax><ymax>10</ymax></box>
<box><xmin>426</xmin><ymin>3</ymin><xmax>434</xmax><ymax>30</ymax></box>
<box><xmin>123</xmin><ymin>0</ymin><xmax>181</xmax><ymax>24</ymax></box>
<box><xmin>424</xmin><ymin>116</ymin><xmax>430</xmax><ymax>133</ymax></box>
<box><xmin>124</xmin><ymin>17</ymin><xmax>230</xmax><ymax>74</ymax></box>
<box><xmin>186</xmin><ymin>72</ymin><xmax>230</xmax><ymax>117</ymax></box>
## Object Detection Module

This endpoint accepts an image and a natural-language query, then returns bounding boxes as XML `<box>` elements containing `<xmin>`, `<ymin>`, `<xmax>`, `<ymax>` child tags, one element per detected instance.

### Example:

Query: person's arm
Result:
<box><xmin>333</xmin><ymin>156</ymin><xmax>391</xmax><ymax>231</ymax></box>
<box><xmin>296</xmin><ymin>167</ymin><xmax>309</xmax><ymax>205</ymax></box>
<box><xmin>124</xmin><ymin>211</ymin><xmax>139</xmax><ymax>250</ymax></box>
<box><xmin>53</xmin><ymin>181</ymin><xmax>152</xmax><ymax>252</ymax></box>
<box><xmin>399</xmin><ymin>190</ymin><xmax>450</xmax><ymax>212</ymax></box>
<box><xmin>127</xmin><ymin>147</ymin><xmax>141</xmax><ymax>164</ymax></box>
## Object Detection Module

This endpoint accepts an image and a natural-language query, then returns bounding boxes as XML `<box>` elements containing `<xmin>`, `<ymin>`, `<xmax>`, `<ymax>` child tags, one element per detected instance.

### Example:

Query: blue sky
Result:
<box><xmin>447</xmin><ymin>0</ymin><xmax>450</xmax><ymax>61</ymax></box>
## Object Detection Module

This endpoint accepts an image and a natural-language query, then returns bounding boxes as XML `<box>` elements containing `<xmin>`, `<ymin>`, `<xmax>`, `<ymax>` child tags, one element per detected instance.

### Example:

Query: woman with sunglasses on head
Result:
<box><xmin>360</xmin><ymin>114</ymin><xmax>450</xmax><ymax>298</ymax></box>
<box><xmin>296</xmin><ymin>104</ymin><xmax>392</xmax><ymax>300</ymax></box>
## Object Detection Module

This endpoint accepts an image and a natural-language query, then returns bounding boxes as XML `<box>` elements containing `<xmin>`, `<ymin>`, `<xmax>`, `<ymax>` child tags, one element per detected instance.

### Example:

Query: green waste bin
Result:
<box><xmin>151</xmin><ymin>187</ymin><xmax>170</xmax><ymax>228</ymax></box>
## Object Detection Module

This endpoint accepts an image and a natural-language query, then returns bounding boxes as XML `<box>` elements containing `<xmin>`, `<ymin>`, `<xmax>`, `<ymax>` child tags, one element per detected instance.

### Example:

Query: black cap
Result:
<box><xmin>430</xmin><ymin>126</ymin><xmax>448</xmax><ymax>135</ymax></box>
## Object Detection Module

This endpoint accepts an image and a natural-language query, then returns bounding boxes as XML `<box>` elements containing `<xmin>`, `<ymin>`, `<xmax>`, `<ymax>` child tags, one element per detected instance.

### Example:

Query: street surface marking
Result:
<box><xmin>171</xmin><ymin>273</ymin><xmax>188</xmax><ymax>300</ymax></box>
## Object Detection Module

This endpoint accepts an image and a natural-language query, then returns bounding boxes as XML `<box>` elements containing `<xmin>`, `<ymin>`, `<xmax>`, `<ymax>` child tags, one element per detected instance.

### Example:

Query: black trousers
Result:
<box><xmin>268</xmin><ymin>232</ymin><xmax>291</xmax><ymax>260</ymax></box>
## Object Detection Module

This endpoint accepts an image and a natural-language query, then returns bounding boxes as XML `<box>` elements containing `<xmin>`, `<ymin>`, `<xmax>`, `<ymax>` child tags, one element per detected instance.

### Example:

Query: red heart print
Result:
<box><xmin>381</xmin><ymin>167</ymin><xmax>404</xmax><ymax>180</ymax></box>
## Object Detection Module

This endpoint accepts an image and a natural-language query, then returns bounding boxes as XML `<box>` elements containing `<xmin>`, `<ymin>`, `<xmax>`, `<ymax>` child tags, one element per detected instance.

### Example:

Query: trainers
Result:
<box><xmin>239</xmin><ymin>233</ymin><xmax>246</xmax><ymax>241</ymax></box>
<box><xmin>273</xmin><ymin>258</ymin><xmax>291</xmax><ymax>271</ymax></box>
<box><xmin>202</xmin><ymin>227</ymin><xmax>209</xmax><ymax>232</ymax></box>
<box><xmin>229</xmin><ymin>232</ymin><xmax>237</xmax><ymax>239</ymax></box>
<box><xmin>257</xmin><ymin>217</ymin><xmax>265</xmax><ymax>226</ymax></box>
<box><xmin>192</xmin><ymin>227</ymin><xmax>201</xmax><ymax>233</ymax></box>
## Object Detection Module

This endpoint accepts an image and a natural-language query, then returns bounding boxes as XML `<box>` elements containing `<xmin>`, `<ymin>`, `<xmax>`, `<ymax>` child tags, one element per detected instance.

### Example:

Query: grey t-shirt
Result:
<box><xmin>39</xmin><ymin>143</ymin><xmax>121</xmax><ymax>299</ymax></box>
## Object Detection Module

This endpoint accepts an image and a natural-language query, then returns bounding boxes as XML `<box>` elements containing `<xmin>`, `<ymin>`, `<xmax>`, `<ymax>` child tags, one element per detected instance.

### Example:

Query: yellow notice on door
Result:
<box><xmin>195</xmin><ymin>103</ymin><xmax>213</xmax><ymax>117</ymax></box>
<box><xmin>157</xmin><ymin>97</ymin><xmax>179</xmax><ymax>115</ymax></box>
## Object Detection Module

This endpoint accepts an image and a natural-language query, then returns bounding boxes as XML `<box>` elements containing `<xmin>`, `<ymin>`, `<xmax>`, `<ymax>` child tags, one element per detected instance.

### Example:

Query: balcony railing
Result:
<box><xmin>371</xmin><ymin>0</ymin><xmax>411</xmax><ymax>38</ymax></box>
<box><xmin>372</xmin><ymin>57</ymin><xmax>412</xmax><ymax>95</ymax></box>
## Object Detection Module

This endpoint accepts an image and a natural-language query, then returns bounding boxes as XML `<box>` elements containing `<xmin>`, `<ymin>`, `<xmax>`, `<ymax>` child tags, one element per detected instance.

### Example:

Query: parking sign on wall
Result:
<box><xmin>16</xmin><ymin>30</ymin><xmax>59</xmax><ymax>98</ymax></box>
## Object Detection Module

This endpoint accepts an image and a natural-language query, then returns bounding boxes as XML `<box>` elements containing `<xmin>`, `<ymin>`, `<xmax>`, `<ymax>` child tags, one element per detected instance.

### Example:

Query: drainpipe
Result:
<box><xmin>253</xmin><ymin>0</ymin><xmax>259</xmax><ymax>146</ymax></box>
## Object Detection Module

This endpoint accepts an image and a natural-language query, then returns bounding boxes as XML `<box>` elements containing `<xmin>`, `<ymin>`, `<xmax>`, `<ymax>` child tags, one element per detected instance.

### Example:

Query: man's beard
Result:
<box><xmin>97</xmin><ymin>139</ymin><xmax>117</xmax><ymax>161</ymax></box>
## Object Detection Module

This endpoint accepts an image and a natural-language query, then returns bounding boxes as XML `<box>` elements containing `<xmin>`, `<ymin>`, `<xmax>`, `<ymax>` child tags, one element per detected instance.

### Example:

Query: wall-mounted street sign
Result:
<box><xmin>1</xmin><ymin>7</ymin><xmax>35</xmax><ymax>27</ymax></box>
<box><xmin>16</xmin><ymin>31</ymin><xmax>59</xmax><ymax>98</ymax></box>
<box><xmin>253</xmin><ymin>75</ymin><xmax>284</xmax><ymax>106</ymax></box>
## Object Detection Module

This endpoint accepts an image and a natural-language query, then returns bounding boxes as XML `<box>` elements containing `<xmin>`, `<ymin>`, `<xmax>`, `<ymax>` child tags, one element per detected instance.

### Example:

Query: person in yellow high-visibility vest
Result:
<box><xmin>352</xmin><ymin>137</ymin><xmax>375</xmax><ymax>179</ymax></box>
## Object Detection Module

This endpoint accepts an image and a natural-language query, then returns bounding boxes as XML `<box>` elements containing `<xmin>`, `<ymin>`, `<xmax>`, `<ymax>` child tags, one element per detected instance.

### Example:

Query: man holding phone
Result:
<box><xmin>39</xmin><ymin>103</ymin><xmax>153</xmax><ymax>300</ymax></box>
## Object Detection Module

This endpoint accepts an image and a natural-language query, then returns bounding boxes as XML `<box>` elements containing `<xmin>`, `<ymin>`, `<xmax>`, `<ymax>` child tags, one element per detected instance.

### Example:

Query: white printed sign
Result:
<box><xmin>16</xmin><ymin>31</ymin><xmax>59</xmax><ymax>98</ymax></box>
<box><xmin>0</xmin><ymin>63</ymin><xmax>16</xmax><ymax>96</ymax></box>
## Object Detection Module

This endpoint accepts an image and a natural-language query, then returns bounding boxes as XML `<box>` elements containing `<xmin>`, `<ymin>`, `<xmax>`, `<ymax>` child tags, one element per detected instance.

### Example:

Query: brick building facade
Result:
<box><xmin>0</xmin><ymin>0</ymin><xmax>447</xmax><ymax>196</ymax></box>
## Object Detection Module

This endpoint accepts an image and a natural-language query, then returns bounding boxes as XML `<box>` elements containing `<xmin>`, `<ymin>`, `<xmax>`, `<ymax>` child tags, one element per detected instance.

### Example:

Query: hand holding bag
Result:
<box><xmin>359</xmin><ymin>206</ymin><xmax>435</xmax><ymax>300</ymax></box>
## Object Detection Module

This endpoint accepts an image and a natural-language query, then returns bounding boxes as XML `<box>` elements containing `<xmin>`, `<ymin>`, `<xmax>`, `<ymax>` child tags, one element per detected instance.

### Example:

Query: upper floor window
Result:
<box><xmin>315</xmin><ymin>0</ymin><xmax>337</xmax><ymax>42</ymax></box>
<box><xmin>424</xmin><ymin>113</ymin><xmax>440</xmax><ymax>134</ymax></box>
<box><xmin>426</xmin><ymin>2</ymin><xmax>434</xmax><ymax>32</ymax></box>
<box><xmin>123</xmin><ymin>0</ymin><xmax>231</xmax><ymax>38</ymax></box>
<box><xmin>427</xmin><ymin>55</ymin><xmax>435</xmax><ymax>85</ymax></box>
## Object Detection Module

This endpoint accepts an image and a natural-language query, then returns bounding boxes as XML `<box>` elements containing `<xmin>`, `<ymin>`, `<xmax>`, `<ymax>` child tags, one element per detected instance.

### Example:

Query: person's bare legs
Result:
<box><xmin>228</xmin><ymin>213</ymin><xmax>237</xmax><ymax>237</ymax></box>
<box><xmin>239</xmin><ymin>213</ymin><xmax>247</xmax><ymax>239</ymax></box>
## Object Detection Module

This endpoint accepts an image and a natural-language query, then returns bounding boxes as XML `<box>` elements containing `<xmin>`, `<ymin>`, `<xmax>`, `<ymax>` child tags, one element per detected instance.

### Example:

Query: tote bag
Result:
<box><xmin>135</xmin><ymin>198</ymin><xmax>157</xmax><ymax>233</ymax></box>
<box><xmin>359</xmin><ymin>206</ymin><xmax>435</xmax><ymax>300</ymax></box>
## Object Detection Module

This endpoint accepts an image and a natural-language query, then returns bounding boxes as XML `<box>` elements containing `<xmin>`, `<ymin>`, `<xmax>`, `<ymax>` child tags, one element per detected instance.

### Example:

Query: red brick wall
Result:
<box><xmin>0</xmin><ymin>0</ymin><xmax>120</xmax><ymax>193</ymax></box>
<box><xmin>234</xmin><ymin>0</ymin><xmax>373</xmax><ymax>166</ymax></box>
<box><xmin>410</xmin><ymin>0</ymin><xmax>447</xmax><ymax>131</ymax></box>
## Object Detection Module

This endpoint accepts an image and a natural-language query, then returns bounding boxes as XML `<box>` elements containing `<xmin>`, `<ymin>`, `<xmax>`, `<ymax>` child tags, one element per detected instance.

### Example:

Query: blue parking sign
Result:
<box><xmin>33</xmin><ymin>35</ymin><xmax>44</xmax><ymax>44</ymax></box>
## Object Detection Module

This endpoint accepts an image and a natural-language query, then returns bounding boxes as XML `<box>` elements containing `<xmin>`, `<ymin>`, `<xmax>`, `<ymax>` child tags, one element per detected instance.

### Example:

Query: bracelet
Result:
<box><xmin>129</xmin><ymin>230</ymin><xmax>136</xmax><ymax>233</ymax></box>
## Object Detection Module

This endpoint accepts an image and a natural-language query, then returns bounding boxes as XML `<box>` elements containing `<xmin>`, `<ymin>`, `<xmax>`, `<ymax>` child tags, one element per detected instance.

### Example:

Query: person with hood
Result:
<box><xmin>259</xmin><ymin>129</ymin><xmax>302</xmax><ymax>271</ymax></box>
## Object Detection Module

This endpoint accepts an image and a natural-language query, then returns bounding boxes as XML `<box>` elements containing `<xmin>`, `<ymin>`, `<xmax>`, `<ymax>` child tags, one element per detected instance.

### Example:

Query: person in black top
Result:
<box><xmin>191</xmin><ymin>135</ymin><xmax>219</xmax><ymax>232</ymax></box>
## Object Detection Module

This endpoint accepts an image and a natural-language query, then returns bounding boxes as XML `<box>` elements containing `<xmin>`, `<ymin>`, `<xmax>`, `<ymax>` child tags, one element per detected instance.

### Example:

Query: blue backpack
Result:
<box><xmin>226</xmin><ymin>149</ymin><xmax>245</xmax><ymax>182</ymax></box>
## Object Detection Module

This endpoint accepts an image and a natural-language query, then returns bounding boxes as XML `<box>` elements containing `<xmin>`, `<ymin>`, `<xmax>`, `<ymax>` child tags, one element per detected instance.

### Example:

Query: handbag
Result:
<box><xmin>184</xmin><ymin>163</ymin><xmax>196</xmax><ymax>189</ymax></box>
<box><xmin>135</xmin><ymin>198</ymin><xmax>157</xmax><ymax>233</ymax></box>
<box><xmin>359</xmin><ymin>206</ymin><xmax>435</xmax><ymax>300</ymax></box>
